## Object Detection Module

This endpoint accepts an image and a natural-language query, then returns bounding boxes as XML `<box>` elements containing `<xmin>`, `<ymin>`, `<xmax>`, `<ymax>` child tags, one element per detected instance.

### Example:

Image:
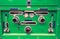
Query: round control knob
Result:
<box><xmin>40</xmin><ymin>18</ymin><xmax>45</xmax><ymax>23</ymax></box>
<box><xmin>13</xmin><ymin>17</ymin><xmax>19</xmax><ymax>23</ymax></box>
<box><xmin>38</xmin><ymin>16</ymin><xmax>45</xmax><ymax>23</ymax></box>
<box><xmin>25</xmin><ymin>26</ymin><xmax>31</xmax><ymax>33</ymax></box>
<box><xmin>13</xmin><ymin>18</ymin><xmax>17</xmax><ymax>22</ymax></box>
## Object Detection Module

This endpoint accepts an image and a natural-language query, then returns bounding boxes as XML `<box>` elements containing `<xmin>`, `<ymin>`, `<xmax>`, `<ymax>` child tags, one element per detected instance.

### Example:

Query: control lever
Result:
<box><xmin>4</xmin><ymin>22</ymin><xmax>10</xmax><ymax>33</ymax></box>
<box><xmin>48</xmin><ymin>14</ymin><xmax>54</xmax><ymax>33</ymax></box>
<box><xmin>4</xmin><ymin>14</ymin><xmax>10</xmax><ymax>33</ymax></box>
<box><xmin>48</xmin><ymin>22</ymin><xmax>54</xmax><ymax>33</ymax></box>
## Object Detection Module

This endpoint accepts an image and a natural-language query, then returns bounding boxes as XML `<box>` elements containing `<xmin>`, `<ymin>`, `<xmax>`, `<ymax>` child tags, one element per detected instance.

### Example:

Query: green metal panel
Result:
<box><xmin>57</xmin><ymin>0</ymin><xmax>60</xmax><ymax>39</ymax></box>
<box><xmin>0</xmin><ymin>0</ymin><xmax>58</xmax><ymax>39</ymax></box>
<box><xmin>0</xmin><ymin>0</ymin><xmax>57</xmax><ymax>10</ymax></box>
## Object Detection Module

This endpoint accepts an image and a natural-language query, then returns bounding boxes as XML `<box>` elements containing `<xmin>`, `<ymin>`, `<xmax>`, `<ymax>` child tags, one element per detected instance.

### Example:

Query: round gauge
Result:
<box><xmin>24</xmin><ymin>13</ymin><xmax>28</xmax><ymax>18</ymax></box>
<box><xmin>30</xmin><ymin>13</ymin><xmax>34</xmax><ymax>18</ymax></box>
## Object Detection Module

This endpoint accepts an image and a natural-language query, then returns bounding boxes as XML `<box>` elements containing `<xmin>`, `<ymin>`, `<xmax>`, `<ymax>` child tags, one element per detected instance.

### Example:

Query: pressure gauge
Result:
<box><xmin>30</xmin><ymin>13</ymin><xmax>34</xmax><ymax>18</ymax></box>
<box><xmin>24</xmin><ymin>13</ymin><xmax>28</xmax><ymax>18</ymax></box>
